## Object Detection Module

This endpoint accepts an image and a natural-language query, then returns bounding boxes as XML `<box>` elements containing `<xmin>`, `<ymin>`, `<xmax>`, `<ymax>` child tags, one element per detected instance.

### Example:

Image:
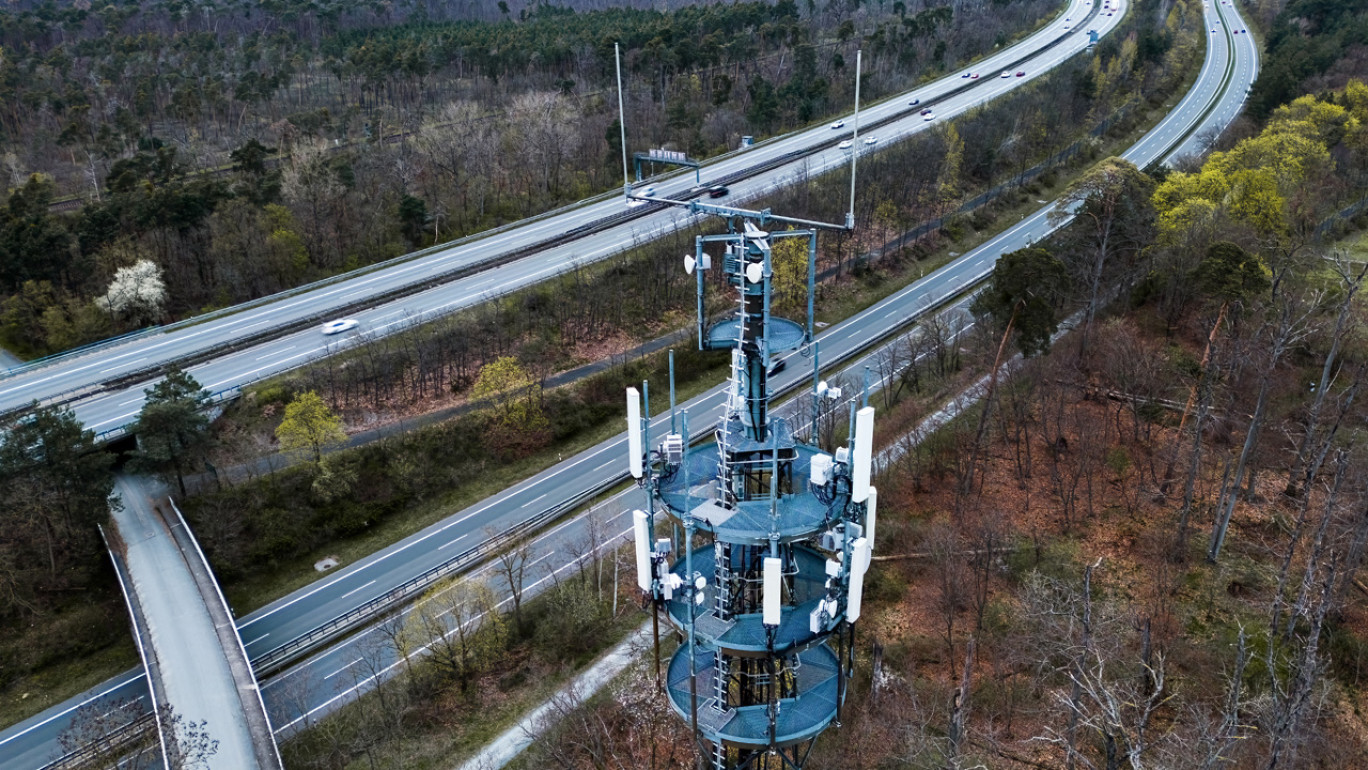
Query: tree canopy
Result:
<box><xmin>129</xmin><ymin>367</ymin><xmax>213</xmax><ymax>496</ymax></box>
<box><xmin>0</xmin><ymin>405</ymin><xmax>114</xmax><ymax>616</ymax></box>
<box><xmin>972</xmin><ymin>247</ymin><xmax>1070</xmax><ymax>358</ymax></box>
<box><xmin>472</xmin><ymin>356</ymin><xmax>549</xmax><ymax>457</ymax></box>
<box><xmin>275</xmin><ymin>390</ymin><xmax>347</xmax><ymax>464</ymax></box>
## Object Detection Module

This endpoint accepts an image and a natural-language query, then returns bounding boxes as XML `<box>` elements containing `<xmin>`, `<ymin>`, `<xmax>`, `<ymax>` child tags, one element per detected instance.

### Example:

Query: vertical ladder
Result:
<box><xmin>714</xmin><ymin>541</ymin><xmax>733</xmax><ymax>619</ymax></box>
<box><xmin>713</xmin><ymin>741</ymin><xmax>728</xmax><ymax>770</ymax></box>
<box><xmin>712</xmin><ymin>651</ymin><xmax>731</xmax><ymax>709</ymax></box>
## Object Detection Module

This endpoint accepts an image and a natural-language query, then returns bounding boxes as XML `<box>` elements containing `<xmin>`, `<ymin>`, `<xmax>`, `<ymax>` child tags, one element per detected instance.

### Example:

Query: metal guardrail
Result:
<box><xmin>88</xmin><ymin>385</ymin><xmax>243</xmax><ymax>444</ymax></box>
<box><xmin>166</xmin><ymin>498</ymin><xmax>283</xmax><ymax>769</ymax></box>
<box><xmin>91</xmin><ymin>524</ymin><xmax>170</xmax><ymax>770</ymax></box>
<box><xmin>250</xmin><ymin>470</ymin><xmax>623</xmax><ymax>675</ymax></box>
<box><xmin>4</xmin><ymin>325</ymin><xmax>165</xmax><ymax>375</ymax></box>
<box><xmin>0</xmin><ymin>187</ymin><xmax>638</xmax><ymax>384</ymax></box>
<box><xmin>42</xmin><ymin>714</ymin><xmax>158</xmax><ymax>770</ymax></box>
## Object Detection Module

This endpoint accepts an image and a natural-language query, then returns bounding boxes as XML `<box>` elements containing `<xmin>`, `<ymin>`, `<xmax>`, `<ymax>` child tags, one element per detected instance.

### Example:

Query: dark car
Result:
<box><xmin>708</xmin><ymin>185</ymin><xmax>729</xmax><ymax>198</ymax></box>
<box><xmin>767</xmin><ymin>359</ymin><xmax>787</xmax><ymax>376</ymax></box>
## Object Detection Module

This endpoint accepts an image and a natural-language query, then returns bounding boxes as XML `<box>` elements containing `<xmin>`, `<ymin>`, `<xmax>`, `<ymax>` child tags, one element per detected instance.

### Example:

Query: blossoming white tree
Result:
<box><xmin>102</xmin><ymin>259</ymin><xmax>167</xmax><ymax>325</ymax></box>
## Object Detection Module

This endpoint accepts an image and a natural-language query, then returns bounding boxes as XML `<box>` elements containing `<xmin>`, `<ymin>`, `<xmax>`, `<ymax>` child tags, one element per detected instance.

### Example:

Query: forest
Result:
<box><xmin>0</xmin><ymin>0</ymin><xmax>1057</xmax><ymax>358</ymax></box>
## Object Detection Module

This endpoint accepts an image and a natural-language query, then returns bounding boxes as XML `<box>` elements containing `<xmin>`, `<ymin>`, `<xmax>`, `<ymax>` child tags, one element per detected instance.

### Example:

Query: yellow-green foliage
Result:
<box><xmin>1152</xmin><ymin>82</ymin><xmax>1368</xmax><ymax>244</ymax></box>
<box><xmin>275</xmin><ymin>390</ymin><xmax>346</xmax><ymax>463</ymax></box>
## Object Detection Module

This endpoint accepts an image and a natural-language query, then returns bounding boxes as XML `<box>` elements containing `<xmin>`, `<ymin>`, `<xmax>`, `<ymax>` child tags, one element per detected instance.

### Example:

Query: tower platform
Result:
<box><xmin>666</xmin><ymin>642</ymin><xmax>840</xmax><ymax>749</ymax></box>
<box><xmin>662</xmin><ymin>545</ymin><xmax>834</xmax><ymax>654</ymax></box>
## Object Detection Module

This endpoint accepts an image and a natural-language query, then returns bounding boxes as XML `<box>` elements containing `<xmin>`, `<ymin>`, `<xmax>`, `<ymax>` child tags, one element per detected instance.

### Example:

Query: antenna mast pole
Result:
<box><xmin>846</xmin><ymin>49</ymin><xmax>862</xmax><ymax>230</ymax></box>
<box><xmin>616</xmin><ymin>43</ymin><xmax>630</xmax><ymax>195</ymax></box>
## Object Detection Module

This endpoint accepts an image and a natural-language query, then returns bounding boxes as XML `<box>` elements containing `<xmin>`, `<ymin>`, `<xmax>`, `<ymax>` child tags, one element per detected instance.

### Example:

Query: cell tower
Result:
<box><xmin>618</xmin><ymin>43</ymin><xmax>872</xmax><ymax>768</ymax></box>
<box><xmin>626</xmin><ymin>213</ymin><xmax>876</xmax><ymax>769</ymax></box>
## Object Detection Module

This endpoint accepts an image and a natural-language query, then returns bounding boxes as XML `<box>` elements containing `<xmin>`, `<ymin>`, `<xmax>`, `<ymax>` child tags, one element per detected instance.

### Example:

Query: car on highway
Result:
<box><xmin>1016</xmin><ymin>71</ymin><xmax>1026</xmax><ymax>77</ymax></box>
<box><xmin>961</xmin><ymin>72</ymin><xmax>972</xmax><ymax>78</ymax></box>
<box><xmin>321</xmin><ymin>319</ymin><xmax>360</xmax><ymax>335</ymax></box>
<box><xmin>970</xmin><ymin>73</ymin><xmax>980</xmax><ymax>79</ymax></box>
<box><xmin>909</xmin><ymin>98</ymin><xmax>921</xmax><ymax>106</ymax></box>
<box><xmin>922</xmin><ymin>111</ymin><xmax>935</xmax><ymax>121</ymax></box>
<box><xmin>863</xmin><ymin>136</ymin><xmax>878</xmax><ymax>145</ymax></box>
<box><xmin>1000</xmin><ymin>71</ymin><xmax>1012</xmax><ymax>78</ymax></box>
<box><xmin>838</xmin><ymin>139</ymin><xmax>854</xmax><ymax>150</ymax></box>
<box><xmin>708</xmin><ymin>185</ymin><xmax>729</xmax><ymax>198</ymax></box>
<box><xmin>830</xmin><ymin>120</ymin><xmax>846</xmax><ymax>129</ymax></box>
<box><xmin>767</xmin><ymin>359</ymin><xmax>787</xmax><ymax>376</ymax></box>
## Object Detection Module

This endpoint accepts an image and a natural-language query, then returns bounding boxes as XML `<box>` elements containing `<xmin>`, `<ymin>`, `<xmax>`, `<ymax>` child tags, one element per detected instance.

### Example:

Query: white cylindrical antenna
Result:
<box><xmin>633</xmin><ymin>509</ymin><xmax>652</xmax><ymax>591</ymax></box>
<box><xmin>847</xmin><ymin>49</ymin><xmax>862</xmax><ymax>230</ymax></box>
<box><xmin>627</xmin><ymin>387</ymin><xmax>643</xmax><ymax>478</ymax></box>
<box><xmin>763</xmin><ymin>556</ymin><xmax>783</xmax><ymax>627</ymax></box>
<box><xmin>846</xmin><ymin>537</ymin><xmax>871</xmax><ymax>622</ymax></box>
<box><xmin>852</xmin><ymin>405</ymin><xmax>875</xmax><ymax>502</ymax></box>
<box><xmin>865</xmin><ymin>486</ymin><xmax>878</xmax><ymax>551</ymax></box>
<box><xmin>615</xmin><ymin>43</ymin><xmax>630</xmax><ymax>194</ymax></box>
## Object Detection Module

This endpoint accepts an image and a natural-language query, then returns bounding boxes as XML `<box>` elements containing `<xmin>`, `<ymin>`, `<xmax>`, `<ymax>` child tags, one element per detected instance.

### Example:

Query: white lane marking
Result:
<box><xmin>256</xmin><ymin>345</ymin><xmax>295</xmax><ymax>361</ymax></box>
<box><xmin>100</xmin><ymin>359</ymin><xmax>142</xmax><ymax>374</ymax></box>
<box><xmin>439</xmin><ymin>533</ymin><xmax>470</xmax><ymax>550</ymax></box>
<box><xmin>324</xmin><ymin>658</ymin><xmax>364</xmax><ymax>680</ymax></box>
<box><xmin>338</xmin><ymin>579</ymin><xmax>377</xmax><ymax>601</ymax></box>
<box><xmin>245</xmin><ymin>633</ymin><xmax>271</xmax><ymax>646</ymax></box>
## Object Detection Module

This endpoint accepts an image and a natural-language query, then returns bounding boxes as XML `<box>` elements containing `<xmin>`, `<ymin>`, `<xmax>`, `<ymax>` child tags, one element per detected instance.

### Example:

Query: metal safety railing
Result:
<box><xmin>250</xmin><ymin>469</ymin><xmax>626</xmax><ymax>675</ymax></box>
<box><xmin>43</xmin><ymin>713</ymin><xmax>158</xmax><ymax>770</ymax></box>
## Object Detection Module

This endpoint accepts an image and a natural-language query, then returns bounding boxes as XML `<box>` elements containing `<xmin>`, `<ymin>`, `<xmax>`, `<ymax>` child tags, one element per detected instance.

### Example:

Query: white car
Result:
<box><xmin>1000</xmin><ymin>71</ymin><xmax>1012</xmax><ymax>78</ymax></box>
<box><xmin>830</xmin><ymin>120</ymin><xmax>846</xmax><ymax>129</ymax></box>
<box><xmin>838</xmin><ymin>139</ymin><xmax>854</xmax><ymax>150</ymax></box>
<box><xmin>322</xmin><ymin>319</ymin><xmax>360</xmax><ymax>335</ymax></box>
<box><xmin>863</xmin><ymin>136</ymin><xmax>878</xmax><ymax>145</ymax></box>
<box><xmin>922</xmin><ymin>111</ymin><xmax>935</xmax><ymax>121</ymax></box>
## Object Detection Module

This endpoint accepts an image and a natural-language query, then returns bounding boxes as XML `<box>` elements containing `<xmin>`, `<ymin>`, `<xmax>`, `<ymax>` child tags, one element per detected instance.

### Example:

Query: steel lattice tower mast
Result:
<box><xmin>618</xmin><ymin>43</ymin><xmax>871</xmax><ymax>768</ymax></box>
<box><xmin>627</xmin><ymin>216</ymin><xmax>877</xmax><ymax>770</ymax></box>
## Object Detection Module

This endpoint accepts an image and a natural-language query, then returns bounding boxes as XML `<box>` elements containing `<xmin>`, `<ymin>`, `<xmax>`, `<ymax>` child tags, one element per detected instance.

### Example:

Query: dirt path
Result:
<box><xmin>454</xmin><ymin>621</ymin><xmax>654</xmax><ymax>770</ymax></box>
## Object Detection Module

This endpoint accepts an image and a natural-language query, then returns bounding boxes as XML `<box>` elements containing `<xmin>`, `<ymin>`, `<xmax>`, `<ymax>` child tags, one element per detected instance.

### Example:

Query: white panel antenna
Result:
<box><xmin>852</xmin><ymin>406</ymin><xmax>875</xmax><ymax>503</ymax></box>
<box><xmin>763</xmin><ymin>557</ymin><xmax>783</xmax><ymax>627</ymax></box>
<box><xmin>627</xmin><ymin>387</ymin><xmax>643</xmax><ymax>478</ymax></box>
<box><xmin>846</xmin><ymin>536</ymin><xmax>872</xmax><ymax>622</ymax></box>
<box><xmin>633</xmin><ymin>510</ymin><xmax>652</xmax><ymax>591</ymax></box>
<box><xmin>866</xmin><ymin>487</ymin><xmax>878</xmax><ymax>551</ymax></box>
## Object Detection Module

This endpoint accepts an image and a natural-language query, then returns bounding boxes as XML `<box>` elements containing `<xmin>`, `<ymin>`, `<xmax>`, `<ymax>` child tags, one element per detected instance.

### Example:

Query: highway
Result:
<box><xmin>0</xmin><ymin>0</ymin><xmax>1114</xmax><ymax>440</ymax></box>
<box><xmin>0</xmin><ymin>0</ymin><xmax>1266</xmax><ymax>764</ymax></box>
